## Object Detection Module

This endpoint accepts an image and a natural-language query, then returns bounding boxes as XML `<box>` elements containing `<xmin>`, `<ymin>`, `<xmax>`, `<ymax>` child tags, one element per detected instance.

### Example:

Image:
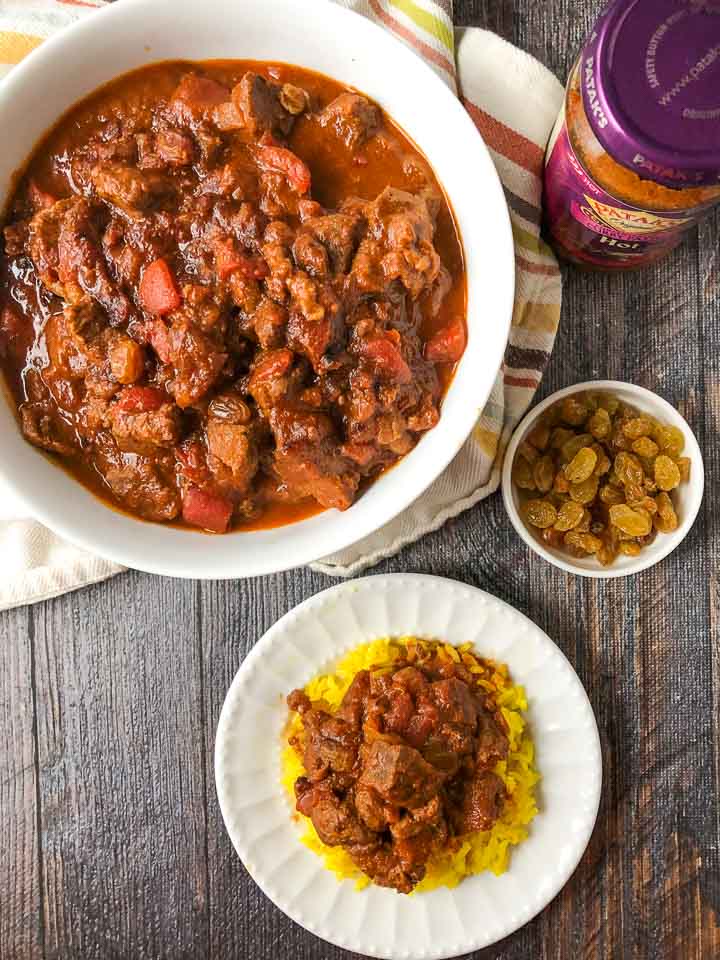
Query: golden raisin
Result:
<box><xmin>598</xmin><ymin>395</ymin><xmax>620</xmax><ymax>415</ymax></box>
<box><xmin>622</xmin><ymin>416</ymin><xmax>655</xmax><ymax>440</ymax></box>
<box><xmin>560</xmin><ymin>433</ymin><xmax>593</xmax><ymax>464</ymax></box>
<box><xmin>588</xmin><ymin>407</ymin><xmax>612</xmax><ymax>440</ymax></box>
<box><xmin>554</xmin><ymin>501</ymin><xmax>585</xmax><ymax>532</ymax></box>
<box><xmin>654</xmin><ymin>424</ymin><xmax>685</xmax><ymax>457</ymax></box>
<box><xmin>597</xmin><ymin>540</ymin><xmax>618</xmax><ymax>566</ymax></box>
<box><xmin>560</xmin><ymin>397</ymin><xmax>589</xmax><ymax>426</ymax></box>
<box><xmin>569</xmin><ymin>476</ymin><xmax>599</xmax><ymax>505</ymax></box>
<box><xmin>618</xmin><ymin>541</ymin><xmax>642</xmax><ymax>557</ymax></box>
<box><xmin>553</xmin><ymin>473</ymin><xmax>570</xmax><ymax>495</ymax></box>
<box><xmin>526</xmin><ymin>422</ymin><xmax>551</xmax><ymax>451</ymax></box>
<box><xmin>631</xmin><ymin>436</ymin><xmax>659</xmax><ymax>459</ymax></box>
<box><xmin>599</xmin><ymin>483</ymin><xmax>625</xmax><ymax>506</ymax></box>
<box><xmin>512</xmin><ymin>455</ymin><xmax>535</xmax><ymax>490</ymax></box>
<box><xmin>533</xmin><ymin>455</ymin><xmax>555</xmax><ymax>493</ymax></box>
<box><xmin>614</xmin><ymin>452</ymin><xmax>644</xmax><ymax>486</ymax></box>
<box><xmin>577</xmin><ymin>508</ymin><xmax>592</xmax><ymax>533</ymax></box>
<box><xmin>524</xmin><ymin>499</ymin><xmax>557</xmax><ymax>529</ymax></box>
<box><xmin>518</xmin><ymin>440</ymin><xmax>539</xmax><ymax>465</ymax></box>
<box><xmin>564</xmin><ymin>531</ymin><xmax>602</xmax><ymax>555</ymax></box>
<box><xmin>591</xmin><ymin>444</ymin><xmax>611</xmax><ymax>477</ymax></box>
<box><xmin>541</xmin><ymin>527</ymin><xmax>565</xmax><ymax>548</ymax></box>
<box><xmin>654</xmin><ymin>492</ymin><xmax>679</xmax><ymax>533</ymax></box>
<box><xmin>609</xmin><ymin>504</ymin><xmax>652</xmax><ymax>537</ymax></box>
<box><xmin>654</xmin><ymin>455</ymin><xmax>681</xmax><ymax>491</ymax></box>
<box><xmin>550</xmin><ymin>427</ymin><xmax>575</xmax><ymax>450</ymax></box>
<box><xmin>676</xmin><ymin>457</ymin><xmax>691</xmax><ymax>482</ymax></box>
<box><xmin>565</xmin><ymin>447</ymin><xmax>598</xmax><ymax>484</ymax></box>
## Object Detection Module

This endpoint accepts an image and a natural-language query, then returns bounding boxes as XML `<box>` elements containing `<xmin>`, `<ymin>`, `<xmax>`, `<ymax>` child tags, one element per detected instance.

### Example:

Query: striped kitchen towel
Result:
<box><xmin>0</xmin><ymin>0</ymin><xmax>563</xmax><ymax>607</ymax></box>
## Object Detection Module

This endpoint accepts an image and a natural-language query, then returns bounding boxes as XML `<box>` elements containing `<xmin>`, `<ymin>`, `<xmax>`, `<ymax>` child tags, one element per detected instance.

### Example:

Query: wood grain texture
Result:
<box><xmin>1</xmin><ymin>1</ymin><xmax>719</xmax><ymax>958</ymax></box>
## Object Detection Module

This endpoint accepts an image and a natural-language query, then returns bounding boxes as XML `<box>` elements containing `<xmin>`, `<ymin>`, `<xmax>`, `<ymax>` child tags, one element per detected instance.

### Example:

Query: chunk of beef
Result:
<box><xmin>453</xmin><ymin>770</ymin><xmax>506</xmax><ymax>835</ymax></box>
<box><xmin>261</xmin><ymin>240</ymin><xmax>295</xmax><ymax>303</ymax></box>
<box><xmin>306</xmin><ymin>213</ymin><xmax>363</xmax><ymax>274</ymax></box>
<box><xmin>19</xmin><ymin>401</ymin><xmax>77</xmax><ymax>456</ymax></box>
<box><xmin>28</xmin><ymin>197</ymin><xmax>135</xmax><ymax>325</ymax></box>
<box><xmin>319</xmin><ymin>93</ymin><xmax>381</xmax><ymax>149</ymax></box>
<box><xmin>161</xmin><ymin>318</ymin><xmax>228</xmax><ymax>408</ymax></box>
<box><xmin>336</xmin><ymin>671</ymin><xmax>371</xmax><ymax>727</ymax></box>
<box><xmin>246</xmin><ymin>348</ymin><xmax>294</xmax><ymax>413</ymax></box>
<box><xmin>430</xmin><ymin>677</ymin><xmax>478</xmax><ymax>727</ymax></box>
<box><xmin>296</xmin><ymin>783</ymin><xmax>377</xmax><ymax>848</ymax></box>
<box><xmin>230</xmin><ymin>72</ymin><xmax>295</xmax><ymax>137</ymax></box>
<box><xmin>93</xmin><ymin>432</ymin><xmax>180</xmax><ymax>521</ymax></box>
<box><xmin>354</xmin><ymin>784</ymin><xmax>395</xmax><ymax>832</ymax></box>
<box><xmin>169</xmin><ymin>73</ymin><xmax>230</xmax><ymax>125</ymax></box>
<box><xmin>292</xmin><ymin>232</ymin><xmax>329</xmax><ymax>278</ymax></box>
<box><xmin>286</xmin><ymin>274</ymin><xmax>344</xmax><ymax>371</ymax></box>
<box><xmin>63</xmin><ymin>299</ymin><xmax>107</xmax><ymax>363</ymax></box>
<box><xmin>269</xmin><ymin>404</ymin><xmax>360</xmax><ymax>511</ymax></box>
<box><xmin>476</xmin><ymin>713</ymin><xmax>509</xmax><ymax>766</ymax></box>
<box><xmin>349</xmin><ymin>844</ymin><xmax>420</xmax><ymax>895</ymax></box>
<box><xmin>352</xmin><ymin>188</ymin><xmax>440</xmax><ymax>298</ymax></box>
<box><xmin>90</xmin><ymin>162</ymin><xmax>170</xmax><ymax>216</ymax></box>
<box><xmin>299</xmin><ymin>707</ymin><xmax>360</xmax><ymax>786</ymax></box>
<box><xmin>109</xmin><ymin>400</ymin><xmax>181</xmax><ymax>455</ymax></box>
<box><xmin>206</xmin><ymin>420</ymin><xmax>258</xmax><ymax>491</ymax></box>
<box><xmin>358</xmin><ymin>741</ymin><xmax>443</xmax><ymax>808</ymax></box>
<box><xmin>252</xmin><ymin>298</ymin><xmax>287</xmax><ymax>349</ymax></box>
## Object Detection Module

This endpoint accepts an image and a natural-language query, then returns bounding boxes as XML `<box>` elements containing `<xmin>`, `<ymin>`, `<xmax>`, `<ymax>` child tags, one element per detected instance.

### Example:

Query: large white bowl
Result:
<box><xmin>0</xmin><ymin>0</ymin><xmax>514</xmax><ymax>578</ymax></box>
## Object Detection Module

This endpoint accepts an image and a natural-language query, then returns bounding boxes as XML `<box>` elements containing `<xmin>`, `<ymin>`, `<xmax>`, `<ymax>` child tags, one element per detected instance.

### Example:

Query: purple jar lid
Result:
<box><xmin>581</xmin><ymin>0</ymin><xmax>720</xmax><ymax>189</ymax></box>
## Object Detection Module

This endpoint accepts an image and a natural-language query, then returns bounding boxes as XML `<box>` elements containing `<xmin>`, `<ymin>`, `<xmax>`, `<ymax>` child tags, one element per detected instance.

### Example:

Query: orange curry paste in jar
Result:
<box><xmin>544</xmin><ymin>0</ymin><xmax>720</xmax><ymax>270</ymax></box>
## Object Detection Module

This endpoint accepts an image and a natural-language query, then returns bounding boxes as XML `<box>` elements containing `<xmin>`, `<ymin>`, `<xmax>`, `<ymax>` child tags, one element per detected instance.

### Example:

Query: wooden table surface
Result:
<box><xmin>2</xmin><ymin>1</ymin><xmax>719</xmax><ymax>958</ymax></box>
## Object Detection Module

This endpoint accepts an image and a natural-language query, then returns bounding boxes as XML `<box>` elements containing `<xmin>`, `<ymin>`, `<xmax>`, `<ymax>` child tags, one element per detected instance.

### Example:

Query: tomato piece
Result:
<box><xmin>214</xmin><ymin>239</ymin><xmax>269</xmax><ymax>281</ymax></box>
<box><xmin>182</xmin><ymin>486</ymin><xmax>233</xmax><ymax>534</ymax></box>
<box><xmin>116</xmin><ymin>385</ymin><xmax>167</xmax><ymax>413</ymax></box>
<box><xmin>256</xmin><ymin>144</ymin><xmax>312</xmax><ymax>194</ymax></box>
<box><xmin>424</xmin><ymin>319</ymin><xmax>466</xmax><ymax>364</ymax></box>
<box><xmin>139</xmin><ymin>258</ymin><xmax>181</xmax><ymax>316</ymax></box>
<box><xmin>360</xmin><ymin>337</ymin><xmax>412</xmax><ymax>384</ymax></box>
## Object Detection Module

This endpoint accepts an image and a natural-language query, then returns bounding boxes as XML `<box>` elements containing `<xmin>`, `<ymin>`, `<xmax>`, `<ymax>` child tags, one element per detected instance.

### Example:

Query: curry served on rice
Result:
<box><xmin>0</xmin><ymin>60</ymin><xmax>466</xmax><ymax>533</ymax></box>
<box><xmin>284</xmin><ymin>638</ymin><xmax>538</xmax><ymax>894</ymax></box>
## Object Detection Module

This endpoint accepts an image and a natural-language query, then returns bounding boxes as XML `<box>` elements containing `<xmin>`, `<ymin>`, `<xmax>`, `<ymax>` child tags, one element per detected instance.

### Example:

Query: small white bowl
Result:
<box><xmin>501</xmin><ymin>380</ymin><xmax>705</xmax><ymax>579</ymax></box>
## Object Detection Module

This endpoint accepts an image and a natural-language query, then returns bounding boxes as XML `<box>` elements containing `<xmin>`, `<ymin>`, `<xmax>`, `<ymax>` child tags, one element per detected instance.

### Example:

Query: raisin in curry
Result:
<box><xmin>0</xmin><ymin>62</ymin><xmax>466</xmax><ymax>533</ymax></box>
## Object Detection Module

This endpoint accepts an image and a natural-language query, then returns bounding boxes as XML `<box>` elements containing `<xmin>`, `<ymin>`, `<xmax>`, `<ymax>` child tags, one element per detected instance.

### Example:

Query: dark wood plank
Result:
<box><xmin>29</xmin><ymin>572</ymin><xmax>209</xmax><ymax>960</ymax></box>
<box><xmin>0</xmin><ymin>605</ymin><xmax>43</xmax><ymax>960</ymax></box>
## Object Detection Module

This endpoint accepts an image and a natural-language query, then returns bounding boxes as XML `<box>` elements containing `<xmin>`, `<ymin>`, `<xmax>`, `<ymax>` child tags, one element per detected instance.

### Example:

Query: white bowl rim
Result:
<box><xmin>0</xmin><ymin>0</ymin><xmax>515</xmax><ymax>579</ymax></box>
<box><xmin>501</xmin><ymin>379</ymin><xmax>705</xmax><ymax>579</ymax></box>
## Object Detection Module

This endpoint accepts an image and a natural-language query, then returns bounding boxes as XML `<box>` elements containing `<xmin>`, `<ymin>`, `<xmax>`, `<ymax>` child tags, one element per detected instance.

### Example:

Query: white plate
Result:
<box><xmin>215</xmin><ymin>574</ymin><xmax>602</xmax><ymax>959</ymax></box>
<box><xmin>0</xmin><ymin>0</ymin><xmax>514</xmax><ymax>579</ymax></box>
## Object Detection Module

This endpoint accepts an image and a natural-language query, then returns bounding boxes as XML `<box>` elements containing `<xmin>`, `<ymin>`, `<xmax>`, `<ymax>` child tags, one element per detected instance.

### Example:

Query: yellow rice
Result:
<box><xmin>281</xmin><ymin>637</ymin><xmax>540</xmax><ymax>893</ymax></box>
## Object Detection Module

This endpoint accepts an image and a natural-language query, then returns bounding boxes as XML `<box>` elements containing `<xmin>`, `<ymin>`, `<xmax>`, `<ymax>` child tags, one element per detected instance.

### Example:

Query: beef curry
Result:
<box><xmin>0</xmin><ymin>61</ymin><xmax>466</xmax><ymax>533</ymax></box>
<box><xmin>287</xmin><ymin>642</ymin><xmax>510</xmax><ymax>894</ymax></box>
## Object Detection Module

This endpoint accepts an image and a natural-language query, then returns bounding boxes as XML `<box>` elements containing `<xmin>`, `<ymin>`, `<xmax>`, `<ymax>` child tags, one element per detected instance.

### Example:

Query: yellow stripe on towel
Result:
<box><xmin>0</xmin><ymin>31</ymin><xmax>43</xmax><ymax>65</ymax></box>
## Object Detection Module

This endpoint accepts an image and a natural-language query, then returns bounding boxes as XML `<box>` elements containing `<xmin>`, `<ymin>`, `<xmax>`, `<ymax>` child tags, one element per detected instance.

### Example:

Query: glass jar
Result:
<box><xmin>543</xmin><ymin>0</ymin><xmax>720</xmax><ymax>270</ymax></box>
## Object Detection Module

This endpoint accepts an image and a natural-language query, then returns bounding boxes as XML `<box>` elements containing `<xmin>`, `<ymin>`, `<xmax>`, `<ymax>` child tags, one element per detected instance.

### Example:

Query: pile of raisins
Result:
<box><xmin>512</xmin><ymin>392</ymin><xmax>690</xmax><ymax>566</ymax></box>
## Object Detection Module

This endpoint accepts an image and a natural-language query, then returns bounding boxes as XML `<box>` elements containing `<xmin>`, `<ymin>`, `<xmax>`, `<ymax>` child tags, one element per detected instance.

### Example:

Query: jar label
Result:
<box><xmin>544</xmin><ymin>119</ymin><xmax>698</xmax><ymax>266</ymax></box>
